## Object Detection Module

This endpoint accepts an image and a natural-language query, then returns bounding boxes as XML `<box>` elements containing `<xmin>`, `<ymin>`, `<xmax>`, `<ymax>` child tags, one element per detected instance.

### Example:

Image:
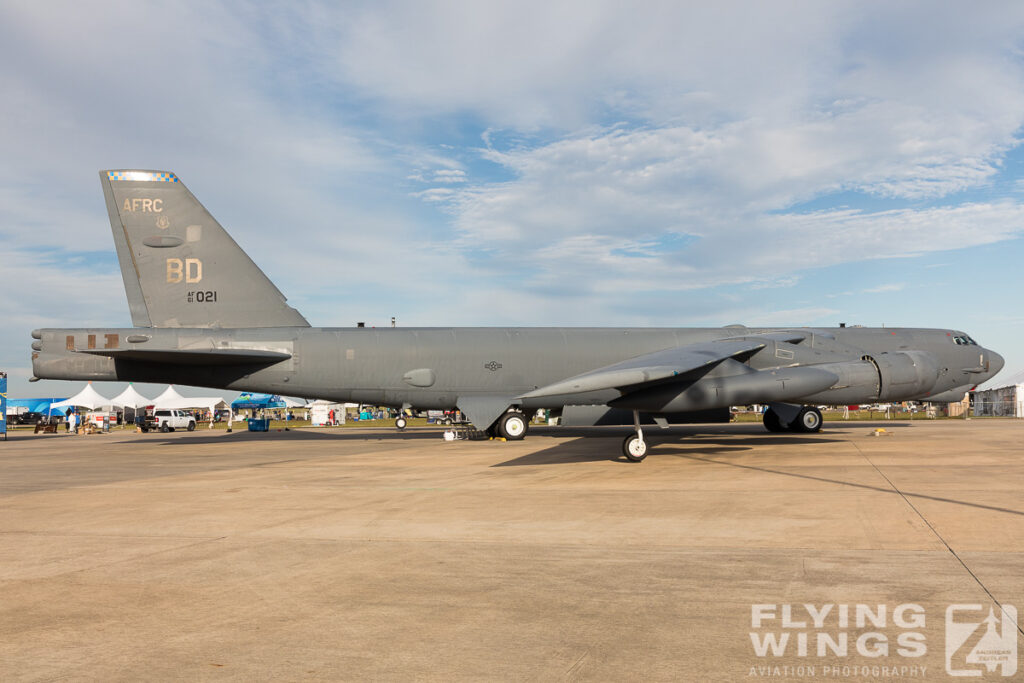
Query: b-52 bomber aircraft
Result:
<box><xmin>30</xmin><ymin>170</ymin><xmax>1004</xmax><ymax>460</ymax></box>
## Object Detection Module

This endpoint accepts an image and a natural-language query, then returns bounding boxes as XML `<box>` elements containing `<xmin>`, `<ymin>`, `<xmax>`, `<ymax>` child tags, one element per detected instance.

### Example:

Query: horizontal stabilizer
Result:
<box><xmin>518</xmin><ymin>339</ymin><xmax>766</xmax><ymax>399</ymax></box>
<box><xmin>77</xmin><ymin>347</ymin><xmax>291</xmax><ymax>366</ymax></box>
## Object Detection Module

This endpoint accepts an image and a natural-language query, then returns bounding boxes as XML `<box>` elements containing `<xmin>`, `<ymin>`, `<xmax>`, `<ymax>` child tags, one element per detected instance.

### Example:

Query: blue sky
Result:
<box><xmin>2</xmin><ymin>1</ymin><xmax>1024</xmax><ymax>400</ymax></box>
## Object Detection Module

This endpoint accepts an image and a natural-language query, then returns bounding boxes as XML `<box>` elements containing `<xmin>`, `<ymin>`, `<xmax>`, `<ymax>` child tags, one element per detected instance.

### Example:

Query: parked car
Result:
<box><xmin>153</xmin><ymin>409</ymin><xmax>196</xmax><ymax>432</ymax></box>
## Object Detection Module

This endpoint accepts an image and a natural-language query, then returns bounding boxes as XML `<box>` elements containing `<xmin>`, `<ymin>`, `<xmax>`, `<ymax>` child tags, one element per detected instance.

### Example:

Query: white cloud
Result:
<box><xmin>862</xmin><ymin>283</ymin><xmax>906</xmax><ymax>294</ymax></box>
<box><xmin>427</xmin><ymin>121</ymin><xmax>1024</xmax><ymax>292</ymax></box>
<box><xmin>432</xmin><ymin>169</ymin><xmax>466</xmax><ymax>183</ymax></box>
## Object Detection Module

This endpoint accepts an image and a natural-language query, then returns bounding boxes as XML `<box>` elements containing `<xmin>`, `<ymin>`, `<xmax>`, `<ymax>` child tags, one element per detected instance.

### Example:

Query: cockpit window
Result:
<box><xmin>952</xmin><ymin>335</ymin><xmax>978</xmax><ymax>346</ymax></box>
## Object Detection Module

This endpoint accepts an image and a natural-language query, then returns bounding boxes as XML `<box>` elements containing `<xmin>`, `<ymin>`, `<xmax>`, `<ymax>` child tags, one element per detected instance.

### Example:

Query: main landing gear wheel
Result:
<box><xmin>622</xmin><ymin>434</ymin><xmax>648</xmax><ymax>462</ymax></box>
<box><xmin>790</xmin><ymin>407</ymin><xmax>823</xmax><ymax>433</ymax></box>
<box><xmin>762</xmin><ymin>408</ymin><xmax>786</xmax><ymax>433</ymax></box>
<box><xmin>496</xmin><ymin>411</ymin><xmax>528</xmax><ymax>440</ymax></box>
<box><xmin>395</xmin><ymin>416</ymin><xmax>407</xmax><ymax>430</ymax></box>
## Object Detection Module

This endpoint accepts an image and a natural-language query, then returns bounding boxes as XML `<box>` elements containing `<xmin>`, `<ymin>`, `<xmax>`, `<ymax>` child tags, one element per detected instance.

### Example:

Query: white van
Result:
<box><xmin>153</xmin><ymin>409</ymin><xmax>196</xmax><ymax>432</ymax></box>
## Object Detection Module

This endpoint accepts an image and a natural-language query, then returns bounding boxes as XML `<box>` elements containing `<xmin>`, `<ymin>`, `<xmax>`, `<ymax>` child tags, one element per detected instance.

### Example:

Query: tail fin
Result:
<box><xmin>100</xmin><ymin>170</ymin><xmax>309</xmax><ymax>328</ymax></box>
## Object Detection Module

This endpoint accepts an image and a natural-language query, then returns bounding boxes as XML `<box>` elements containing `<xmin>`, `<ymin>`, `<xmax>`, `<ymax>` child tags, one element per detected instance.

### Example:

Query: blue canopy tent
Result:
<box><xmin>231</xmin><ymin>393</ymin><xmax>286</xmax><ymax>411</ymax></box>
<box><xmin>6</xmin><ymin>398</ymin><xmax>70</xmax><ymax>416</ymax></box>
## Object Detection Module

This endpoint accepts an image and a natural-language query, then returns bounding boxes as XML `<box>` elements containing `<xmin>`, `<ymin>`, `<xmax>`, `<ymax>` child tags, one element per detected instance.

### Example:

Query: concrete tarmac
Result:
<box><xmin>1</xmin><ymin>420</ymin><xmax>1022</xmax><ymax>681</ymax></box>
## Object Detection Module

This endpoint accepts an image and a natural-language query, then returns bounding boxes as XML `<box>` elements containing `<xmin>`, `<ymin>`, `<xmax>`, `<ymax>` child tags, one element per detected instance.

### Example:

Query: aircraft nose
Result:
<box><xmin>986</xmin><ymin>349</ymin><xmax>1005</xmax><ymax>377</ymax></box>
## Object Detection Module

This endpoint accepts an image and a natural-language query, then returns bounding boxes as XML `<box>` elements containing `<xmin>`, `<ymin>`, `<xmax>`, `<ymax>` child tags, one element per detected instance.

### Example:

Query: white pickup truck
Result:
<box><xmin>153</xmin><ymin>409</ymin><xmax>196</xmax><ymax>432</ymax></box>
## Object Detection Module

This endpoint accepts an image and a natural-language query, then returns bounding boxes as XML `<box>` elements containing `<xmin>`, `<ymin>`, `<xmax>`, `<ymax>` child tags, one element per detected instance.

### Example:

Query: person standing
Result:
<box><xmin>226</xmin><ymin>411</ymin><xmax>233</xmax><ymax>433</ymax></box>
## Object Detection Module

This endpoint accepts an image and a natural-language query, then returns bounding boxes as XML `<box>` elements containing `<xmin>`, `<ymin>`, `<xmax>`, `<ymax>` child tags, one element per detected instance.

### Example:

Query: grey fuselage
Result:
<box><xmin>31</xmin><ymin>325</ymin><xmax>1003</xmax><ymax>417</ymax></box>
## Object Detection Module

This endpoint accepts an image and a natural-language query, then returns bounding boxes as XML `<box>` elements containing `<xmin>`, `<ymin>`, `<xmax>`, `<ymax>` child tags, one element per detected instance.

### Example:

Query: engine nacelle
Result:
<box><xmin>870</xmin><ymin>350</ymin><xmax>940</xmax><ymax>400</ymax></box>
<box><xmin>793</xmin><ymin>351</ymin><xmax>940</xmax><ymax>404</ymax></box>
<box><xmin>609</xmin><ymin>365</ymin><xmax>840</xmax><ymax>412</ymax></box>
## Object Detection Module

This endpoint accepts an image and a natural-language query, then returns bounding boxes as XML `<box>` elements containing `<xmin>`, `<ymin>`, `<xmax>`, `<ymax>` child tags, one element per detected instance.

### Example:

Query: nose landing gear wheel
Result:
<box><xmin>395</xmin><ymin>417</ymin><xmax>407</xmax><ymax>430</ymax></box>
<box><xmin>791</xmin><ymin>407</ymin><xmax>823</xmax><ymax>433</ymax></box>
<box><xmin>622</xmin><ymin>434</ymin><xmax>648</xmax><ymax>462</ymax></box>
<box><xmin>497</xmin><ymin>411</ymin><xmax>528</xmax><ymax>440</ymax></box>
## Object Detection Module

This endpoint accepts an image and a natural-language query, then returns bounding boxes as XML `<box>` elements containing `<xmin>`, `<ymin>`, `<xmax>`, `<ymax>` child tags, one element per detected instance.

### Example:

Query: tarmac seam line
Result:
<box><xmin>849</xmin><ymin>440</ymin><xmax>1024</xmax><ymax>638</ymax></box>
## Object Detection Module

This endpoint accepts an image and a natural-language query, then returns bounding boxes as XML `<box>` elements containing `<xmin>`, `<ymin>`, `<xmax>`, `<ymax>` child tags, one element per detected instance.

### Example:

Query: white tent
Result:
<box><xmin>109</xmin><ymin>384</ymin><xmax>152</xmax><ymax>409</ymax></box>
<box><xmin>282</xmin><ymin>396</ymin><xmax>306</xmax><ymax>408</ymax></box>
<box><xmin>158</xmin><ymin>397</ymin><xmax>229</xmax><ymax>412</ymax></box>
<box><xmin>152</xmin><ymin>386</ymin><xmax>228</xmax><ymax>412</ymax></box>
<box><xmin>152</xmin><ymin>385</ymin><xmax>186</xmax><ymax>405</ymax></box>
<box><xmin>49</xmin><ymin>383</ymin><xmax>111</xmax><ymax>410</ymax></box>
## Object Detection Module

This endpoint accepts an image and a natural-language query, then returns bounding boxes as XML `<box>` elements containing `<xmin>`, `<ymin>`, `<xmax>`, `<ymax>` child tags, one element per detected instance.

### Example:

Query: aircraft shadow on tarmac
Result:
<box><xmin>120</xmin><ymin>425</ymin><xmax>1024</xmax><ymax>519</ymax></box>
<box><xmin>492</xmin><ymin>430</ymin><xmax>844</xmax><ymax>467</ymax></box>
<box><xmin>494</xmin><ymin>433</ymin><xmax>1024</xmax><ymax>518</ymax></box>
<box><xmin>135</xmin><ymin>421</ymin><xmax>900</xmax><ymax>451</ymax></box>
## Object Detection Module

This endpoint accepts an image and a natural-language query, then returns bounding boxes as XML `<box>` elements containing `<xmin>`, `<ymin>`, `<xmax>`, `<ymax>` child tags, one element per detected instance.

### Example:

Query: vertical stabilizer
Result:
<box><xmin>101</xmin><ymin>170</ymin><xmax>309</xmax><ymax>328</ymax></box>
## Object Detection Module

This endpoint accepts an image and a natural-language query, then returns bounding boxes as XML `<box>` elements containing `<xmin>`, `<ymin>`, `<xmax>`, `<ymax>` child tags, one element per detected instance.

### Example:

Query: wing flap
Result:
<box><xmin>518</xmin><ymin>339</ymin><xmax>766</xmax><ymax>399</ymax></box>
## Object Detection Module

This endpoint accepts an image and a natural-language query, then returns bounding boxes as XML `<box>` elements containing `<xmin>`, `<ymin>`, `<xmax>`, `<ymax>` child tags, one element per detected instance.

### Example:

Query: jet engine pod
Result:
<box><xmin>870</xmin><ymin>350</ymin><xmax>939</xmax><ymax>400</ymax></box>
<box><xmin>609</xmin><ymin>365</ymin><xmax>839</xmax><ymax>413</ymax></box>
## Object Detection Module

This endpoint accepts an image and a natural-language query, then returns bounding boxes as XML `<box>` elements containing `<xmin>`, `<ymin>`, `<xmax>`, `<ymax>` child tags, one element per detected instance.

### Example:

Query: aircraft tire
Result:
<box><xmin>762</xmin><ymin>408</ymin><xmax>787</xmax><ymax>433</ymax></box>
<box><xmin>497</xmin><ymin>411</ymin><xmax>528</xmax><ymax>440</ymax></box>
<box><xmin>622</xmin><ymin>434</ymin><xmax>648</xmax><ymax>462</ymax></box>
<box><xmin>396</xmin><ymin>417</ymin><xmax>407</xmax><ymax>430</ymax></box>
<box><xmin>187</xmin><ymin>421</ymin><xmax>196</xmax><ymax>432</ymax></box>
<box><xmin>790</xmin><ymin>407</ymin><xmax>823</xmax><ymax>433</ymax></box>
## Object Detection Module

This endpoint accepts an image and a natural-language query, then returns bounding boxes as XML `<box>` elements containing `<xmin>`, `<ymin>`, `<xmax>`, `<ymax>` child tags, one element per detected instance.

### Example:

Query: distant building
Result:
<box><xmin>971</xmin><ymin>384</ymin><xmax>1024</xmax><ymax>418</ymax></box>
<box><xmin>931</xmin><ymin>393</ymin><xmax>970</xmax><ymax>417</ymax></box>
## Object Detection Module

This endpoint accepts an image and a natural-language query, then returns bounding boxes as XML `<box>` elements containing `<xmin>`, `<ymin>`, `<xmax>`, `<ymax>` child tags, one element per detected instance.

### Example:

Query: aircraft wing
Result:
<box><xmin>76</xmin><ymin>348</ymin><xmax>291</xmax><ymax>366</ymax></box>
<box><xmin>518</xmin><ymin>338</ymin><xmax>767</xmax><ymax>399</ymax></box>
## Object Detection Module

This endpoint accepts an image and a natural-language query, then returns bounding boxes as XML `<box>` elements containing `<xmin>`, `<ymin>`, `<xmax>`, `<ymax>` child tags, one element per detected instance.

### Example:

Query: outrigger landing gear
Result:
<box><xmin>622</xmin><ymin>409</ymin><xmax>648</xmax><ymax>462</ymax></box>
<box><xmin>395</xmin><ymin>416</ymin><xmax>407</xmax><ymax>430</ymax></box>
